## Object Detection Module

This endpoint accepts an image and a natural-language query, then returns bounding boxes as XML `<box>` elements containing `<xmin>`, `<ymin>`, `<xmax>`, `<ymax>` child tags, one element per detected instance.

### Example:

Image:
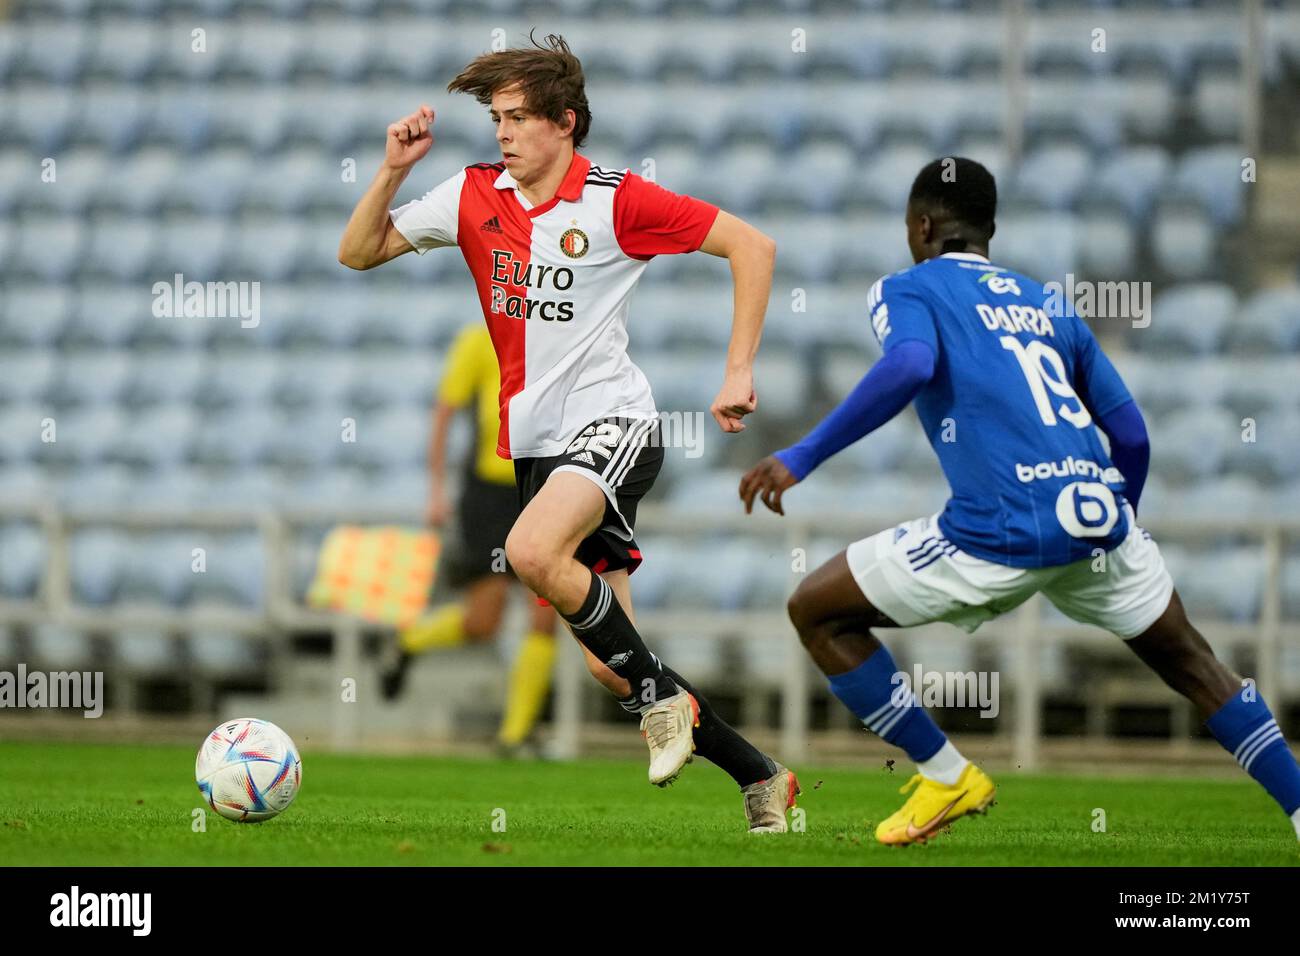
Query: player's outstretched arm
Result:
<box><xmin>338</xmin><ymin>105</ymin><xmax>435</xmax><ymax>270</ymax></box>
<box><xmin>738</xmin><ymin>339</ymin><xmax>936</xmax><ymax>516</ymax></box>
<box><xmin>698</xmin><ymin>211</ymin><xmax>776</xmax><ymax>433</ymax></box>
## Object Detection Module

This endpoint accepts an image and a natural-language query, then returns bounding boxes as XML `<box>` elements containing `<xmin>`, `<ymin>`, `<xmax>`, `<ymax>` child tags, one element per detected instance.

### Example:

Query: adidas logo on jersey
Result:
<box><xmin>480</xmin><ymin>215</ymin><xmax>503</xmax><ymax>233</ymax></box>
<box><xmin>571</xmin><ymin>450</ymin><xmax>596</xmax><ymax>466</ymax></box>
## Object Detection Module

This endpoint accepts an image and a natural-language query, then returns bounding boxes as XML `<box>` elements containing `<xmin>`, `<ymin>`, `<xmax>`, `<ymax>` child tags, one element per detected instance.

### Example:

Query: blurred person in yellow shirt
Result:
<box><xmin>380</xmin><ymin>323</ymin><xmax>559</xmax><ymax>755</ymax></box>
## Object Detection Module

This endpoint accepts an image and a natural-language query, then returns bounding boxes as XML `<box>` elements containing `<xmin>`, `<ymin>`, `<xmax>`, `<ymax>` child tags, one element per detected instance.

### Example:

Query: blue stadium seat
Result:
<box><xmin>1150</xmin><ymin>406</ymin><xmax>1236</xmax><ymax>482</ymax></box>
<box><xmin>751</xmin><ymin>351</ymin><xmax>808</xmax><ymax>421</ymax></box>
<box><xmin>191</xmin><ymin>406</ymin><xmax>280</xmax><ymax>467</ymax></box>
<box><xmin>345</xmin><ymin>408</ymin><xmax>430</xmax><ymax>469</ymax></box>
<box><xmin>124</xmin><ymin>468</ymin><xmax>206</xmax><ymax>510</ymax></box>
<box><xmin>124</xmin><ymin>350</ymin><xmax>205</xmax><ymax>406</ymax></box>
<box><xmin>227</xmin><ymin>20</ymin><xmax>305</xmax><ymax>82</ymax></box>
<box><xmin>1220</xmin><ymin>360</ymin><xmax>1298</xmax><ymax>420</ymax></box>
<box><xmin>1143</xmin><ymin>282</ymin><xmax>1235</xmax><ymax>354</ymax></box>
<box><xmin>112</xmin><ymin>630</ymin><xmax>182</xmax><ymax>675</ymax></box>
<box><xmin>1090</xmin><ymin>146</ymin><xmax>1173</xmax><ymax>220</ymax></box>
<box><xmin>197</xmin><ymin>352</ymin><xmax>281</xmax><ymax>410</ymax></box>
<box><xmin>268</xmin><ymin>403</ymin><xmax>351</xmax><ymax>468</ymax></box>
<box><xmin>1181</xmin><ymin>547</ymin><xmax>1264</xmax><ymax>622</ymax></box>
<box><xmin>1226</xmin><ymin>287</ymin><xmax>1300</xmax><ymax>353</ymax></box>
<box><xmin>191</xmin><ymin>630</ymin><xmax>267</xmax><ymax>678</ymax></box>
<box><xmin>59</xmin><ymin>464</ymin><xmax>139</xmax><ymax>511</ymax></box>
<box><xmin>1151</xmin><ymin>200</ymin><xmax>1216</xmax><ymax>279</ymax></box>
<box><xmin>1013</xmin><ymin>144</ymin><xmax>1094</xmax><ymax>210</ymax></box>
<box><xmin>89</xmin><ymin>19</ymin><xmax>161</xmax><ymax>81</ymax></box>
<box><xmin>995</xmin><ymin>211</ymin><xmax>1079</xmax><ymax>282</ymax></box>
<box><xmin>66</xmin><ymin>287</ymin><xmax>148</xmax><ymax>349</ymax></box>
<box><xmin>155</xmin><ymin>217</ymin><xmax>232</xmax><ymax>278</ymax></box>
<box><xmin>85</xmin><ymin>218</ymin><xmax>159</xmax><ymax>282</ymax></box>
<box><xmin>27</xmin><ymin>148</ymin><xmax>113</xmax><ymax>217</ymax></box>
<box><xmin>113</xmin><ymin>407</ymin><xmax>197</xmax><ymax>469</ymax></box>
<box><xmin>10</xmin><ymin>88</ymin><xmax>78</xmax><ymax>153</ymax></box>
<box><xmin>357</xmin><ymin>466</ymin><xmax>429</xmax><ymax>510</ymax></box>
<box><xmin>197</xmin><ymin>466</ymin><xmax>282</xmax><ymax>509</ymax></box>
<box><xmin>347</xmin><ymin>352</ymin><xmax>441</xmax><ymax>409</ymax></box>
<box><xmin>1233</xmin><ymin>411</ymin><xmax>1300</xmax><ymax>484</ymax></box>
<box><xmin>175</xmin><ymin>149</ymin><xmax>253</xmax><ymax>216</ymax></box>
<box><xmin>54</xmin><ymin>350</ymin><xmax>134</xmax><ymax>407</ymax></box>
<box><xmin>1</xmin><ymin>287</ymin><xmax>71</xmax><ymax>347</ymax></box>
<box><xmin>0</xmin><ymin>150</ymin><xmax>36</xmax><ymax>218</ymax></box>
<box><xmin>38</xmin><ymin>408</ymin><xmax>126</xmax><ymax>465</ymax></box>
<box><xmin>274</xmin><ymin>352</ymin><xmax>356</xmax><ymax>408</ymax></box>
<box><xmin>1176</xmin><ymin>475</ymin><xmax>1270</xmax><ymax>521</ymax></box>
<box><xmin>0</xmin><ymin>405</ymin><xmax>48</xmax><ymax>464</ymax></box>
<box><xmin>188</xmin><ymin>532</ymin><xmax>265</xmax><ymax>608</ymax></box>
<box><xmin>12</xmin><ymin>216</ymin><xmax>85</xmax><ymax>282</ymax></box>
<box><xmin>81</xmin><ymin>88</ymin><xmax>151</xmax><ymax>153</ymax></box>
<box><xmin>30</xmin><ymin>623</ymin><xmax>94</xmax><ymax>668</ymax></box>
<box><xmin>0</xmin><ymin>345</ymin><xmax>59</xmax><ymax>404</ymax></box>
<box><xmin>100</xmin><ymin>148</ymin><xmax>181</xmax><ymax>214</ymax></box>
<box><xmin>1078</xmin><ymin>211</ymin><xmax>1137</xmax><ymax>278</ymax></box>
<box><xmin>69</xmin><ymin>530</ymin><xmax>128</xmax><ymax>604</ymax></box>
<box><xmin>1173</xmin><ymin>145</ymin><xmax>1248</xmax><ymax>227</ymax></box>
<box><xmin>1192</xmin><ymin>75</ymin><xmax>1242</xmax><ymax>141</ymax></box>
<box><xmin>0</xmin><ymin>523</ymin><xmax>45</xmax><ymax>598</ymax></box>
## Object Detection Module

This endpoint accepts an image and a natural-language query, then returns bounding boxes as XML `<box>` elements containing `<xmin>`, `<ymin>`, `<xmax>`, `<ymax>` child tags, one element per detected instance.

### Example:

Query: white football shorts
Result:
<box><xmin>845</xmin><ymin>505</ymin><xmax>1174</xmax><ymax>640</ymax></box>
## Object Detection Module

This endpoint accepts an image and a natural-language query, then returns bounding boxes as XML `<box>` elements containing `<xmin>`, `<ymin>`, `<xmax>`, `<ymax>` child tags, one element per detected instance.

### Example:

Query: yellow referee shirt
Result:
<box><xmin>438</xmin><ymin>324</ymin><xmax>515</xmax><ymax>486</ymax></box>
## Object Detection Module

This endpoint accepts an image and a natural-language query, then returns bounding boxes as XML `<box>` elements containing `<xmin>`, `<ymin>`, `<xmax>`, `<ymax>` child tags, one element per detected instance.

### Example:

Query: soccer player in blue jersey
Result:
<box><xmin>740</xmin><ymin>158</ymin><xmax>1300</xmax><ymax>846</ymax></box>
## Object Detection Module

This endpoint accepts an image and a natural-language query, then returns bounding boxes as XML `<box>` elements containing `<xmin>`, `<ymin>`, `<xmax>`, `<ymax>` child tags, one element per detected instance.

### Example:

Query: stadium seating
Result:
<box><xmin>1</xmin><ymin>0</ymin><xmax>1298</xmax><ymax>724</ymax></box>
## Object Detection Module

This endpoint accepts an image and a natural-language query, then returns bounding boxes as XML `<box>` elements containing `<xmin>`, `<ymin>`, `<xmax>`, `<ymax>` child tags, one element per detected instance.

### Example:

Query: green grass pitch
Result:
<box><xmin>1</xmin><ymin>741</ymin><xmax>1295</xmax><ymax>866</ymax></box>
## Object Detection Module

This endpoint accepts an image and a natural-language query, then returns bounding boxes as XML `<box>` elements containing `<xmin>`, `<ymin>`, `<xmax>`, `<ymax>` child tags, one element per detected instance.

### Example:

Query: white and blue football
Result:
<box><xmin>196</xmin><ymin>717</ymin><xmax>302</xmax><ymax>823</ymax></box>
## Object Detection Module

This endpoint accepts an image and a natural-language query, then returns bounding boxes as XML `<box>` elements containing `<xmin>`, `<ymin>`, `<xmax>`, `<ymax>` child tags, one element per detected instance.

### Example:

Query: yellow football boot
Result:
<box><xmin>875</xmin><ymin>763</ymin><xmax>996</xmax><ymax>846</ymax></box>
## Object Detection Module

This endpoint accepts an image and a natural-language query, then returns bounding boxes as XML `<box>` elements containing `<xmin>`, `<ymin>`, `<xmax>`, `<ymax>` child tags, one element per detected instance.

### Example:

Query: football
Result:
<box><xmin>195</xmin><ymin>718</ymin><xmax>302</xmax><ymax>823</ymax></box>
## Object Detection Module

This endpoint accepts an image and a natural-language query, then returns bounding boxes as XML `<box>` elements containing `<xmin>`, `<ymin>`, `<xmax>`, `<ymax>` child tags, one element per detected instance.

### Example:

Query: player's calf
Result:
<box><xmin>1130</xmin><ymin>591</ymin><xmax>1300</xmax><ymax>839</ymax></box>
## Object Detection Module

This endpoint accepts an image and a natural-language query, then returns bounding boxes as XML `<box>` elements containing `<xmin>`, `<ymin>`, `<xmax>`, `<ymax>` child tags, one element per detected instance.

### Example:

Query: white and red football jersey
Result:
<box><xmin>390</xmin><ymin>152</ymin><xmax>719</xmax><ymax>459</ymax></box>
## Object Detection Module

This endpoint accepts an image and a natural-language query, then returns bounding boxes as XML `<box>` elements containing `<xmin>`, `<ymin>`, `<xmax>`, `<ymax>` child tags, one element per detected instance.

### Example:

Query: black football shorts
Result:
<box><xmin>513</xmin><ymin>415</ymin><xmax>664</xmax><ymax>576</ymax></box>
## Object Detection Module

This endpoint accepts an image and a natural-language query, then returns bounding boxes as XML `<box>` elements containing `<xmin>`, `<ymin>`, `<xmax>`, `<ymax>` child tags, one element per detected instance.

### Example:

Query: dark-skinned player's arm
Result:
<box><xmin>739</xmin><ymin>339</ymin><xmax>936</xmax><ymax>516</ymax></box>
<box><xmin>338</xmin><ymin>105</ymin><xmax>434</xmax><ymax>270</ymax></box>
<box><xmin>1072</xmin><ymin>321</ymin><xmax>1150</xmax><ymax>514</ymax></box>
<box><xmin>698</xmin><ymin>211</ymin><xmax>777</xmax><ymax>434</ymax></box>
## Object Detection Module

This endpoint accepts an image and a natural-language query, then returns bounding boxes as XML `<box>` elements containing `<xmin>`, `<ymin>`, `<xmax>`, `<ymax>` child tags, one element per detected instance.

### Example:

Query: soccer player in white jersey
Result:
<box><xmin>740</xmin><ymin>158</ymin><xmax>1300</xmax><ymax>846</ymax></box>
<box><xmin>339</xmin><ymin>33</ymin><xmax>798</xmax><ymax>831</ymax></box>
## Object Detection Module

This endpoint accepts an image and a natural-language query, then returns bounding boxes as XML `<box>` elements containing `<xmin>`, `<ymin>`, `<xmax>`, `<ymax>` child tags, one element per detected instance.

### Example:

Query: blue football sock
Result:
<box><xmin>1206</xmin><ymin>691</ymin><xmax>1300</xmax><ymax>816</ymax></box>
<box><xmin>827</xmin><ymin>645</ymin><xmax>946</xmax><ymax>763</ymax></box>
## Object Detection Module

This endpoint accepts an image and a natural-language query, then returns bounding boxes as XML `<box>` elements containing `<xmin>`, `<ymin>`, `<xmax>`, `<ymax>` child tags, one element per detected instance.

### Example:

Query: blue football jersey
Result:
<box><xmin>868</xmin><ymin>252</ymin><xmax>1136</xmax><ymax>568</ymax></box>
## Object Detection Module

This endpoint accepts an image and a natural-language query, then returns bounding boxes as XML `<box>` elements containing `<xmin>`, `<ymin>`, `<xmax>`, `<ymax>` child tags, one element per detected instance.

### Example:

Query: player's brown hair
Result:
<box><xmin>447</xmin><ymin>32</ymin><xmax>591</xmax><ymax>149</ymax></box>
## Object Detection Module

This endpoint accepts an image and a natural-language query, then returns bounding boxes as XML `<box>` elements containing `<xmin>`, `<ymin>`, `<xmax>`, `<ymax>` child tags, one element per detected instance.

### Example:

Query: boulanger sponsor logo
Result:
<box><xmin>559</xmin><ymin>226</ymin><xmax>589</xmax><ymax>259</ymax></box>
<box><xmin>49</xmin><ymin>886</ymin><xmax>151</xmax><ymax>936</ymax></box>
<box><xmin>0</xmin><ymin>666</ymin><xmax>103</xmax><ymax>718</ymax></box>
<box><xmin>1015</xmin><ymin>456</ymin><xmax>1122</xmax><ymax>485</ymax></box>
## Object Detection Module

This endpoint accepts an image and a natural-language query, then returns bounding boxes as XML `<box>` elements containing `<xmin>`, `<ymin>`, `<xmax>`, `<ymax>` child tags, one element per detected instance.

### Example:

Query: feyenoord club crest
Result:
<box><xmin>559</xmin><ymin>227</ymin><xmax>589</xmax><ymax>259</ymax></box>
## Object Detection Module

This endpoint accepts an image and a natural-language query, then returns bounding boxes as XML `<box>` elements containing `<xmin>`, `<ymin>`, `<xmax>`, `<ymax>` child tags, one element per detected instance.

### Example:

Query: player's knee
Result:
<box><xmin>786</xmin><ymin>585</ymin><xmax>822</xmax><ymax>642</ymax></box>
<box><xmin>504</xmin><ymin>529</ymin><xmax>550</xmax><ymax>591</ymax></box>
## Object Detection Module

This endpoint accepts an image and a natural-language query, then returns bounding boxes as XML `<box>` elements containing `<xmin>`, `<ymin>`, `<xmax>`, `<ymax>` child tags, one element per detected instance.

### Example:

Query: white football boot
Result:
<box><xmin>742</xmin><ymin>765</ymin><xmax>801</xmax><ymax>833</ymax></box>
<box><xmin>639</xmin><ymin>690</ymin><xmax>699</xmax><ymax>786</ymax></box>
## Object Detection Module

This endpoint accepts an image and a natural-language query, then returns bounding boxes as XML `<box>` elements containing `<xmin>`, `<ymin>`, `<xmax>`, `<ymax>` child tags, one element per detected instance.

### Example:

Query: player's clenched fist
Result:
<box><xmin>384</xmin><ymin>105</ymin><xmax>436</xmax><ymax>170</ymax></box>
<box><xmin>710</xmin><ymin>368</ymin><xmax>757</xmax><ymax>434</ymax></box>
<box><xmin>738</xmin><ymin>455</ymin><xmax>798</xmax><ymax>516</ymax></box>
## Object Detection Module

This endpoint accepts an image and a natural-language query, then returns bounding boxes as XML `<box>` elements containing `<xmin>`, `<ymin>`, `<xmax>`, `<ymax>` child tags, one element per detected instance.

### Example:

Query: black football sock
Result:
<box><xmin>561</xmin><ymin>571</ymin><xmax>678</xmax><ymax>706</ymax></box>
<box><xmin>658</xmin><ymin>665</ymin><xmax>778</xmax><ymax>789</ymax></box>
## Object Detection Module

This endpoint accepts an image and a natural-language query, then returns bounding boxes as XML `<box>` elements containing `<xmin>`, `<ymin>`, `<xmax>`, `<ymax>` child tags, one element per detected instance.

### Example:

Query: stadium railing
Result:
<box><xmin>0</xmin><ymin>501</ymin><xmax>1295</xmax><ymax>767</ymax></box>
